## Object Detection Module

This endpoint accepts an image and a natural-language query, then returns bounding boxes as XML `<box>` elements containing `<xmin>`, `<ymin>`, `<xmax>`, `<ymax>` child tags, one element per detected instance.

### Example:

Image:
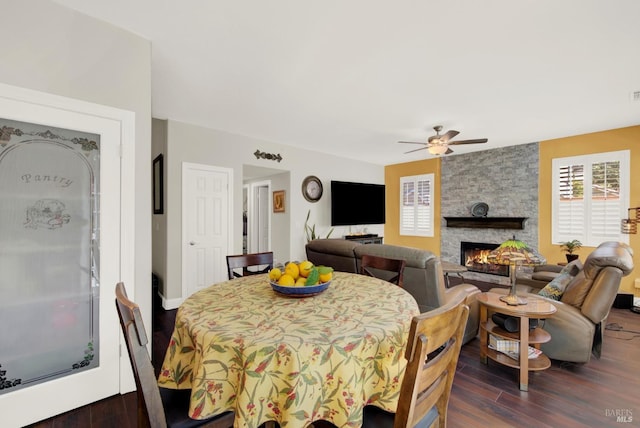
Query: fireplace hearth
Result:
<box><xmin>460</xmin><ymin>241</ymin><xmax>510</xmax><ymax>277</ymax></box>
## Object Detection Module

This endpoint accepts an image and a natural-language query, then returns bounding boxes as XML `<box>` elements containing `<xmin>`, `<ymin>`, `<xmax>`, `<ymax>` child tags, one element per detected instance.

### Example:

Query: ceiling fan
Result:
<box><xmin>399</xmin><ymin>125</ymin><xmax>488</xmax><ymax>156</ymax></box>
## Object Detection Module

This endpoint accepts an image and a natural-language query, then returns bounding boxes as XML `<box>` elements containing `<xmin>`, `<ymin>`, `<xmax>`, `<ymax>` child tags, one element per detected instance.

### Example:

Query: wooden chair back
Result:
<box><xmin>360</xmin><ymin>254</ymin><xmax>406</xmax><ymax>287</ymax></box>
<box><xmin>396</xmin><ymin>292</ymin><xmax>470</xmax><ymax>428</ymax></box>
<box><xmin>116</xmin><ymin>282</ymin><xmax>234</xmax><ymax>428</ymax></box>
<box><xmin>226</xmin><ymin>251</ymin><xmax>273</xmax><ymax>280</ymax></box>
<box><xmin>116</xmin><ymin>282</ymin><xmax>166</xmax><ymax>428</ymax></box>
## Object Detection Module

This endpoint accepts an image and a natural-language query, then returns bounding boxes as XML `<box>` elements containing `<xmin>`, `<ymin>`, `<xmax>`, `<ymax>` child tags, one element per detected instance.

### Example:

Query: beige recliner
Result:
<box><xmin>495</xmin><ymin>241</ymin><xmax>634</xmax><ymax>363</ymax></box>
<box><xmin>305</xmin><ymin>239</ymin><xmax>480</xmax><ymax>344</ymax></box>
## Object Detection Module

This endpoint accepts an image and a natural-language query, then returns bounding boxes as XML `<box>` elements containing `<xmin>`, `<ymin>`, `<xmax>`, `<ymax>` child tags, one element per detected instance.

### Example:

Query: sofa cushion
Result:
<box><xmin>306</xmin><ymin>238</ymin><xmax>361</xmax><ymax>257</ymax></box>
<box><xmin>560</xmin><ymin>271</ymin><xmax>592</xmax><ymax>308</ymax></box>
<box><xmin>538</xmin><ymin>272</ymin><xmax>573</xmax><ymax>300</ymax></box>
<box><xmin>305</xmin><ymin>239</ymin><xmax>361</xmax><ymax>273</ymax></box>
<box><xmin>354</xmin><ymin>244</ymin><xmax>436</xmax><ymax>269</ymax></box>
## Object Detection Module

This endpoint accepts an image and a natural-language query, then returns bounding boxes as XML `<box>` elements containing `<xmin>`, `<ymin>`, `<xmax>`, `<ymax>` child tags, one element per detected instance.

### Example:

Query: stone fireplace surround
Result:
<box><xmin>440</xmin><ymin>143</ymin><xmax>539</xmax><ymax>286</ymax></box>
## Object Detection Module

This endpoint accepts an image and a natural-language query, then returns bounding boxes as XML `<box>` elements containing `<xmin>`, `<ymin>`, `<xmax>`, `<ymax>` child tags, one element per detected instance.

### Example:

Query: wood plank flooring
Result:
<box><xmin>450</xmin><ymin>307</ymin><xmax>640</xmax><ymax>428</ymax></box>
<box><xmin>26</xmin><ymin>287</ymin><xmax>640</xmax><ymax>428</ymax></box>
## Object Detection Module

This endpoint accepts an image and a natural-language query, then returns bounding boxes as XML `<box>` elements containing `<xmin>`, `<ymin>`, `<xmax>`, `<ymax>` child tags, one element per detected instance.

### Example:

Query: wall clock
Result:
<box><xmin>302</xmin><ymin>175</ymin><xmax>323</xmax><ymax>202</ymax></box>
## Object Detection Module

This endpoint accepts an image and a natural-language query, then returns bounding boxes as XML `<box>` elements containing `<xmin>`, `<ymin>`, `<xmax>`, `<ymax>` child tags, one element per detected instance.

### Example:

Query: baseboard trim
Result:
<box><xmin>160</xmin><ymin>294</ymin><xmax>184</xmax><ymax>310</ymax></box>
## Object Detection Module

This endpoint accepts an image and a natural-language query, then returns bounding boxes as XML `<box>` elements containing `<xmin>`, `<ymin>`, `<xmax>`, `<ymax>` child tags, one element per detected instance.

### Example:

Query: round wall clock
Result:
<box><xmin>302</xmin><ymin>175</ymin><xmax>323</xmax><ymax>202</ymax></box>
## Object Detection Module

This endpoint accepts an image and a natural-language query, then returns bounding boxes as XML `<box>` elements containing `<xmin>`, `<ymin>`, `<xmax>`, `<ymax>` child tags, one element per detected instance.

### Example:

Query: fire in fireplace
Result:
<box><xmin>460</xmin><ymin>241</ymin><xmax>510</xmax><ymax>277</ymax></box>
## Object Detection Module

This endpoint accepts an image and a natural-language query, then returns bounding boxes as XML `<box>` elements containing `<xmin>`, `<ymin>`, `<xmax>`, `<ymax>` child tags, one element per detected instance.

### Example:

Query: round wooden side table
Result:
<box><xmin>478</xmin><ymin>292</ymin><xmax>557</xmax><ymax>391</ymax></box>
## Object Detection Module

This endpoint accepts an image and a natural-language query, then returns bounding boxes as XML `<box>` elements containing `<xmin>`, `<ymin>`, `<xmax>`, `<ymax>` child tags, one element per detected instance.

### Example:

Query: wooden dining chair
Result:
<box><xmin>115</xmin><ymin>282</ymin><xmax>235</xmax><ymax>428</ymax></box>
<box><xmin>360</xmin><ymin>254</ymin><xmax>406</xmax><ymax>287</ymax></box>
<box><xmin>226</xmin><ymin>251</ymin><xmax>274</xmax><ymax>280</ymax></box>
<box><xmin>362</xmin><ymin>292</ymin><xmax>469</xmax><ymax>428</ymax></box>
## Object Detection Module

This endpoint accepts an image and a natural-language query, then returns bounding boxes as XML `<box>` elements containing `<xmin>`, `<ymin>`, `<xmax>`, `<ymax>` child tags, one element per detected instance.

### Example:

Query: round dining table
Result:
<box><xmin>158</xmin><ymin>271</ymin><xmax>420</xmax><ymax>428</ymax></box>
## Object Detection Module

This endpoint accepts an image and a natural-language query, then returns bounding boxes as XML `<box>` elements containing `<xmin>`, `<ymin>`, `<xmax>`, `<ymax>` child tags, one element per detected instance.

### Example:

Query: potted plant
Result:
<box><xmin>560</xmin><ymin>239</ymin><xmax>582</xmax><ymax>262</ymax></box>
<box><xmin>304</xmin><ymin>209</ymin><xmax>334</xmax><ymax>243</ymax></box>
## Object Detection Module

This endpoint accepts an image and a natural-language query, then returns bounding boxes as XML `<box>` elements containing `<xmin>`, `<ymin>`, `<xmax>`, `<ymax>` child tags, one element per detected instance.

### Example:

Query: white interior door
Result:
<box><xmin>183</xmin><ymin>163</ymin><xmax>232</xmax><ymax>298</ymax></box>
<box><xmin>0</xmin><ymin>84</ymin><xmax>133</xmax><ymax>427</ymax></box>
<box><xmin>249</xmin><ymin>181</ymin><xmax>271</xmax><ymax>253</ymax></box>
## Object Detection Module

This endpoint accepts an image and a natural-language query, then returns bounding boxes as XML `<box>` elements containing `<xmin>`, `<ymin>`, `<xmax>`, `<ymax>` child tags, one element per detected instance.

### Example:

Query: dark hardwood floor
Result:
<box><xmin>26</xmin><ymin>283</ymin><xmax>640</xmax><ymax>428</ymax></box>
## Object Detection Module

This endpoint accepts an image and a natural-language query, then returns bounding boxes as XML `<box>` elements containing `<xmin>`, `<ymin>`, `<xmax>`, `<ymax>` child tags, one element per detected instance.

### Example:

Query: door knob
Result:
<box><xmin>189</xmin><ymin>241</ymin><xmax>196</xmax><ymax>246</ymax></box>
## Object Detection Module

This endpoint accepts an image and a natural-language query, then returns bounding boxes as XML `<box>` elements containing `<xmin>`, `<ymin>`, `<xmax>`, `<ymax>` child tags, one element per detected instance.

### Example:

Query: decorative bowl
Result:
<box><xmin>270</xmin><ymin>280</ymin><xmax>331</xmax><ymax>297</ymax></box>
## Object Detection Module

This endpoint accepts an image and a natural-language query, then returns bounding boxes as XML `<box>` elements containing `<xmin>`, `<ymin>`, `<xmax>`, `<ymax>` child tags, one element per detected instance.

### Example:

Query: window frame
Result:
<box><xmin>399</xmin><ymin>173</ymin><xmax>434</xmax><ymax>237</ymax></box>
<box><xmin>551</xmin><ymin>150</ymin><xmax>630</xmax><ymax>247</ymax></box>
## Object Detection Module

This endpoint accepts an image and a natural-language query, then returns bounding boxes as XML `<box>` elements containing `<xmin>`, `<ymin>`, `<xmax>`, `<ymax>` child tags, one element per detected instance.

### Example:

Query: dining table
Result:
<box><xmin>157</xmin><ymin>271</ymin><xmax>420</xmax><ymax>428</ymax></box>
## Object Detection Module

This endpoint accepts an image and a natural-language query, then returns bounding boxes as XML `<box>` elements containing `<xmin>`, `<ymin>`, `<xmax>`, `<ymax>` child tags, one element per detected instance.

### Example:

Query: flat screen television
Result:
<box><xmin>331</xmin><ymin>180</ymin><xmax>385</xmax><ymax>226</ymax></box>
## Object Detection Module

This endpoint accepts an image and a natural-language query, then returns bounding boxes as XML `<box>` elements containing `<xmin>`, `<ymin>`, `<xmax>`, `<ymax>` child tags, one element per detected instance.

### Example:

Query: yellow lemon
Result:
<box><xmin>319</xmin><ymin>272</ymin><xmax>332</xmax><ymax>283</ymax></box>
<box><xmin>269</xmin><ymin>268</ymin><xmax>282</xmax><ymax>282</ymax></box>
<box><xmin>285</xmin><ymin>262</ymin><xmax>300</xmax><ymax>280</ymax></box>
<box><xmin>298</xmin><ymin>260</ymin><xmax>314</xmax><ymax>278</ymax></box>
<box><xmin>278</xmin><ymin>274</ymin><xmax>295</xmax><ymax>287</ymax></box>
<box><xmin>295</xmin><ymin>277</ymin><xmax>307</xmax><ymax>286</ymax></box>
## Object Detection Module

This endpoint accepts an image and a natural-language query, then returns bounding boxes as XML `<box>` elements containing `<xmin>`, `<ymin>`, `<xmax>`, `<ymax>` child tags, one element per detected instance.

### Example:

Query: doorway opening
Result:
<box><xmin>242</xmin><ymin>165</ymin><xmax>290</xmax><ymax>264</ymax></box>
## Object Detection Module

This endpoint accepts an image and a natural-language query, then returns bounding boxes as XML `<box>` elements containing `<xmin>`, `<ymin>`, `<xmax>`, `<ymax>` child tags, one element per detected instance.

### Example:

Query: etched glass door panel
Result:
<box><xmin>0</xmin><ymin>118</ymin><xmax>99</xmax><ymax>394</ymax></box>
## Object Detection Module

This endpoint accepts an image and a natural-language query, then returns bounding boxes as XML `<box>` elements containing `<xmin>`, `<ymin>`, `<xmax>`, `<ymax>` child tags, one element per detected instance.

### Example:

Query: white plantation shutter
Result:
<box><xmin>552</xmin><ymin>151</ymin><xmax>629</xmax><ymax>246</ymax></box>
<box><xmin>400</xmin><ymin>174</ymin><xmax>433</xmax><ymax>236</ymax></box>
<box><xmin>557</xmin><ymin>164</ymin><xmax>585</xmax><ymax>237</ymax></box>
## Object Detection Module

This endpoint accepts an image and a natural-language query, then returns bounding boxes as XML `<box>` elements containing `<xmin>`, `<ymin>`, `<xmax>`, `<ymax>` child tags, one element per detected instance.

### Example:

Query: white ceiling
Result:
<box><xmin>54</xmin><ymin>0</ymin><xmax>640</xmax><ymax>165</ymax></box>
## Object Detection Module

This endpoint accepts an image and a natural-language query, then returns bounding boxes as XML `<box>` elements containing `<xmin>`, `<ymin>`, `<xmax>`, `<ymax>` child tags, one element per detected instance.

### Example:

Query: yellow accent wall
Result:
<box><xmin>384</xmin><ymin>158</ymin><xmax>441</xmax><ymax>253</ymax></box>
<box><xmin>384</xmin><ymin>125</ymin><xmax>639</xmax><ymax>295</ymax></box>
<box><xmin>538</xmin><ymin>125</ymin><xmax>640</xmax><ymax>296</ymax></box>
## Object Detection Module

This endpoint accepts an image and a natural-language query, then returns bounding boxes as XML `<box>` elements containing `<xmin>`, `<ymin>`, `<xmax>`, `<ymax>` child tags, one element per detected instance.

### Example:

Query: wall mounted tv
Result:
<box><xmin>331</xmin><ymin>180</ymin><xmax>386</xmax><ymax>226</ymax></box>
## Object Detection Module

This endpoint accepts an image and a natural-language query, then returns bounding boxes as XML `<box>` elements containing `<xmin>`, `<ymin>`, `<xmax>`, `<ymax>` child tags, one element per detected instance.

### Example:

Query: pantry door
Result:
<box><xmin>0</xmin><ymin>84</ymin><xmax>134</xmax><ymax>427</ymax></box>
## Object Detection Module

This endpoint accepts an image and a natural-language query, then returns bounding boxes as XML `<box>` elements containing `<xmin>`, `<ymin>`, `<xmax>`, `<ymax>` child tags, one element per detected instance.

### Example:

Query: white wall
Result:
<box><xmin>163</xmin><ymin>119</ymin><xmax>383</xmax><ymax>301</ymax></box>
<box><xmin>0</xmin><ymin>0</ymin><xmax>152</xmax><ymax>348</ymax></box>
<box><xmin>152</xmin><ymin>119</ymin><xmax>168</xmax><ymax>293</ymax></box>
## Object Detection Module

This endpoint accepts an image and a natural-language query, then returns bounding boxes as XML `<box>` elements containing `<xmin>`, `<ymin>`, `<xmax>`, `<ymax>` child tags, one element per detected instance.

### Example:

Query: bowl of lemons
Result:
<box><xmin>269</xmin><ymin>260</ymin><xmax>333</xmax><ymax>297</ymax></box>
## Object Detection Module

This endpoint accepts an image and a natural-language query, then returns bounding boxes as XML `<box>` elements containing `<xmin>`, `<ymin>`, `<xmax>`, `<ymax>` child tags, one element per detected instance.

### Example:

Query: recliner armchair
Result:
<box><xmin>494</xmin><ymin>241</ymin><xmax>634</xmax><ymax>363</ymax></box>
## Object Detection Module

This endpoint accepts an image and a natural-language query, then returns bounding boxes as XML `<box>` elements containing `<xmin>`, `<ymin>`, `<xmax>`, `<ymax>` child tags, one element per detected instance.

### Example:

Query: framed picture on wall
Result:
<box><xmin>153</xmin><ymin>154</ymin><xmax>164</xmax><ymax>214</ymax></box>
<box><xmin>273</xmin><ymin>190</ymin><xmax>285</xmax><ymax>213</ymax></box>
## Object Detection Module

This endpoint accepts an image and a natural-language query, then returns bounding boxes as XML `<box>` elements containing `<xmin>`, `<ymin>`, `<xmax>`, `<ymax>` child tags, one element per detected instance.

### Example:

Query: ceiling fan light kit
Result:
<box><xmin>399</xmin><ymin>125</ymin><xmax>488</xmax><ymax>156</ymax></box>
<box><xmin>428</xmin><ymin>145</ymin><xmax>449</xmax><ymax>155</ymax></box>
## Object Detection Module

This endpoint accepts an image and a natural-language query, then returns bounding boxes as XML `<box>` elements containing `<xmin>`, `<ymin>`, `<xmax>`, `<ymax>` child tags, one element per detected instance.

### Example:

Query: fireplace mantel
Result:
<box><xmin>444</xmin><ymin>217</ymin><xmax>528</xmax><ymax>229</ymax></box>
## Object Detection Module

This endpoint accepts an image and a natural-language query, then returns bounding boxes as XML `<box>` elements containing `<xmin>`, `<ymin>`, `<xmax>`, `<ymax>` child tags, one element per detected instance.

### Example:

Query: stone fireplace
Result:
<box><xmin>440</xmin><ymin>143</ymin><xmax>539</xmax><ymax>286</ymax></box>
<box><xmin>460</xmin><ymin>241</ymin><xmax>509</xmax><ymax>277</ymax></box>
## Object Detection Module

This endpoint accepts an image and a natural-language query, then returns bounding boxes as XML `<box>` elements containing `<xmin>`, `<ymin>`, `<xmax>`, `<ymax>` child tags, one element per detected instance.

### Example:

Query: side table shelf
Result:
<box><xmin>485</xmin><ymin>319</ymin><xmax>552</xmax><ymax>344</ymax></box>
<box><xmin>481</xmin><ymin>320</ymin><xmax>551</xmax><ymax>371</ymax></box>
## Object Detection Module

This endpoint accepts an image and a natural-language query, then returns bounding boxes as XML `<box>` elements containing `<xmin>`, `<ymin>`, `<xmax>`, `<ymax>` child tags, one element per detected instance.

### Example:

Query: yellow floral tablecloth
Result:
<box><xmin>158</xmin><ymin>271</ymin><xmax>419</xmax><ymax>428</ymax></box>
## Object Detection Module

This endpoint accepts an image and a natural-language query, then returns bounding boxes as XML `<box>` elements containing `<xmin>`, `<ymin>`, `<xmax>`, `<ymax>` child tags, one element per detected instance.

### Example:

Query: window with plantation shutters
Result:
<box><xmin>552</xmin><ymin>150</ymin><xmax>629</xmax><ymax>246</ymax></box>
<box><xmin>400</xmin><ymin>173</ymin><xmax>434</xmax><ymax>236</ymax></box>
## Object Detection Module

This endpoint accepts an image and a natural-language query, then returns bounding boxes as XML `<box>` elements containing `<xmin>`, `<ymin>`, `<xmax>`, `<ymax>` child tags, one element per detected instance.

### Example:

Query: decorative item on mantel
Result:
<box><xmin>487</xmin><ymin>236</ymin><xmax>545</xmax><ymax>306</ymax></box>
<box><xmin>470</xmin><ymin>202</ymin><xmax>489</xmax><ymax>217</ymax></box>
<box><xmin>621</xmin><ymin>207</ymin><xmax>639</xmax><ymax>234</ymax></box>
<box><xmin>254</xmin><ymin>149</ymin><xmax>283</xmax><ymax>162</ymax></box>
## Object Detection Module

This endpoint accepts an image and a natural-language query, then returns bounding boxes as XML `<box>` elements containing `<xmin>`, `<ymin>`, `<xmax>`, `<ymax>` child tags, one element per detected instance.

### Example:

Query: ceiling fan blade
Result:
<box><xmin>398</xmin><ymin>141</ymin><xmax>426</xmax><ymax>145</ymax></box>
<box><xmin>448</xmin><ymin>138</ymin><xmax>488</xmax><ymax>145</ymax></box>
<box><xmin>440</xmin><ymin>130</ymin><xmax>459</xmax><ymax>142</ymax></box>
<box><xmin>404</xmin><ymin>146</ymin><xmax>428</xmax><ymax>154</ymax></box>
